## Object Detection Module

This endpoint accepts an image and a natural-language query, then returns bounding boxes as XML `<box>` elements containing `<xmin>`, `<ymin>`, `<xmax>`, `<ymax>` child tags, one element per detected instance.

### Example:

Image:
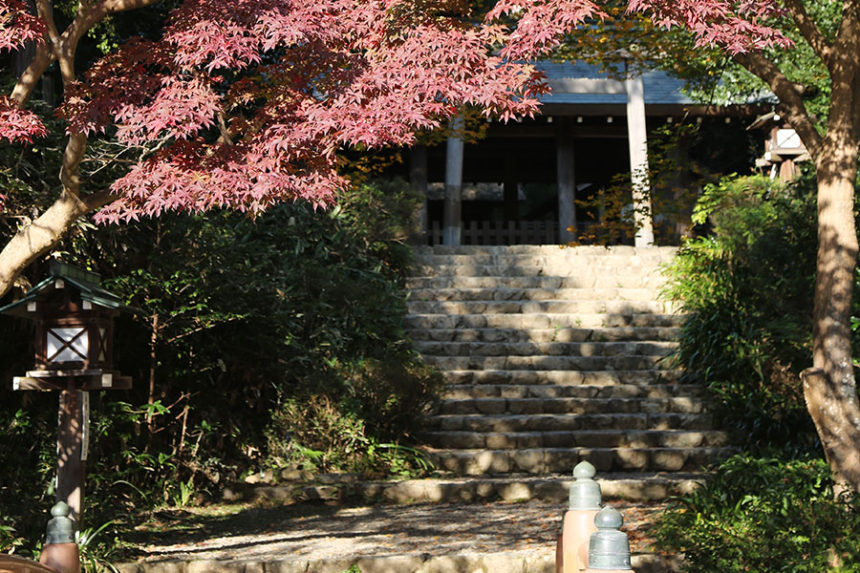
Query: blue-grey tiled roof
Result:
<box><xmin>536</xmin><ymin>61</ymin><xmax>694</xmax><ymax>106</ymax></box>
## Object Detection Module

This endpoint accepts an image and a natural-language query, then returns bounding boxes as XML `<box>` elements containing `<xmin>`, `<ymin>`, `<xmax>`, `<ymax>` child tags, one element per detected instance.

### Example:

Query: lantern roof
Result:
<box><xmin>0</xmin><ymin>261</ymin><xmax>135</xmax><ymax>318</ymax></box>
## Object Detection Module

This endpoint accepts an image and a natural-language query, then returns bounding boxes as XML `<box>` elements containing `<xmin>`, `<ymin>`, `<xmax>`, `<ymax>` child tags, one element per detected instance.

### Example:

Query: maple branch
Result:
<box><xmin>84</xmin><ymin>143</ymin><xmax>141</xmax><ymax>177</ymax></box>
<box><xmin>59</xmin><ymin>133</ymin><xmax>88</xmax><ymax>200</ymax></box>
<box><xmin>32</xmin><ymin>0</ymin><xmax>72</xmax><ymax>82</ymax></box>
<box><xmin>825</xmin><ymin>0</ymin><xmax>860</xmax><ymax>142</ymax></box>
<box><xmin>734</xmin><ymin>51</ymin><xmax>822</xmax><ymax>160</ymax></box>
<box><xmin>138</xmin><ymin>136</ymin><xmax>172</xmax><ymax>162</ymax></box>
<box><xmin>783</xmin><ymin>0</ymin><xmax>832</xmax><ymax>63</ymax></box>
<box><xmin>82</xmin><ymin>189</ymin><xmax>118</xmax><ymax>212</ymax></box>
<box><xmin>57</xmin><ymin>0</ymin><xmax>158</xmax><ymax>86</ymax></box>
<box><xmin>9</xmin><ymin>43</ymin><xmax>53</xmax><ymax>107</ymax></box>
<box><xmin>8</xmin><ymin>0</ymin><xmax>56</xmax><ymax>106</ymax></box>
<box><xmin>58</xmin><ymin>6</ymin><xmax>103</xmax><ymax>83</ymax></box>
<box><xmin>51</xmin><ymin>0</ymin><xmax>160</xmax><ymax>205</ymax></box>
<box><xmin>0</xmin><ymin>189</ymin><xmax>100</xmax><ymax>299</ymax></box>
<box><xmin>34</xmin><ymin>0</ymin><xmax>60</xmax><ymax>47</ymax></box>
<box><xmin>216</xmin><ymin>111</ymin><xmax>234</xmax><ymax>145</ymax></box>
<box><xmin>69</xmin><ymin>0</ymin><xmax>163</xmax><ymax>40</ymax></box>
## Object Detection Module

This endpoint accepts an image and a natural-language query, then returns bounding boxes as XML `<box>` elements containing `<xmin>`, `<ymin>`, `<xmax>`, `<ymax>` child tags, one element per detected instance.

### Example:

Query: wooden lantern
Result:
<box><xmin>1</xmin><ymin>261</ymin><xmax>135</xmax><ymax>524</ymax></box>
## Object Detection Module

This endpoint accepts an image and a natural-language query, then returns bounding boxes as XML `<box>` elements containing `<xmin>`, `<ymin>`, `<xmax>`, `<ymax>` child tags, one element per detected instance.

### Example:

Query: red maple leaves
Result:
<box><xmin>0</xmin><ymin>0</ymin><xmax>43</xmax><ymax>52</ymax></box>
<box><xmin>1</xmin><ymin>0</ymin><xmax>790</xmax><ymax>222</ymax></box>
<box><xmin>0</xmin><ymin>96</ymin><xmax>47</xmax><ymax>143</ymax></box>
<box><xmin>67</xmin><ymin>0</ymin><xmax>605</xmax><ymax>222</ymax></box>
<box><xmin>627</xmin><ymin>0</ymin><xmax>791</xmax><ymax>54</ymax></box>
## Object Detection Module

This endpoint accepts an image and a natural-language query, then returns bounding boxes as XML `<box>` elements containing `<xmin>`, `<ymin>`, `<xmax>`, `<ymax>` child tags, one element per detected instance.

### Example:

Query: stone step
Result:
<box><xmin>412</xmin><ymin>244</ymin><xmax>678</xmax><ymax>257</ymax></box>
<box><xmin>445</xmin><ymin>383</ymin><xmax>706</xmax><ymax>400</ymax></box>
<box><xmin>437</xmin><ymin>396</ymin><xmax>708</xmax><ymax>416</ymax></box>
<box><xmin>406</xmin><ymin>299</ymin><xmax>676</xmax><ymax>315</ymax></box>
<box><xmin>406</xmin><ymin>274</ymin><xmax>670</xmax><ymax>290</ymax></box>
<box><xmin>356</xmin><ymin>473</ymin><xmax>703</xmax><ymax>504</ymax></box>
<box><xmin>412</xmin><ymin>245</ymin><xmax>677</xmax><ymax>258</ymax></box>
<box><xmin>409</xmin><ymin>286</ymin><xmax>666</xmax><ymax>303</ymax></box>
<box><xmin>405</xmin><ymin>313</ymin><xmax>684</xmax><ymax>330</ymax></box>
<box><xmin>410</xmin><ymin>256</ymin><xmax>674</xmax><ymax>270</ymax></box>
<box><xmin>232</xmin><ymin>472</ymin><xmax>705</xmax><ymax>505</ymax></box>
<box><xmin>428</xmin><ymin>412</ymin><xmax>714</xmax><ymax>432</ymax></box>
<box><xmin>411</xmin><ymin>249</ymin><xmax>677</xmax><ymax>269</ymax></box>
<box><xmin>423</xmin><ymin>429</ymin><xmax>730</xmax><ymax>449</ymax></box>
<box><xmin>426</xmin><ymin>446</ymin><xmax>733</xmax><ymax>475</ymax></box>
<box><xmin>120</xmin><ymin>551</ymin><xmax>679</xmax><ymax>573</ymax></box>
<box><xmin>415</xmin><ymin>340</ymin><xmax>677</xmax><ymax>358</ymax></box>
<box><xmin>443</xmin><ymin>369</ymin><xmax>684</xmax><ymax>385</ymax></box>
<box><xmin>409</xmin><ymin>326</ymin><xmax>682</xmax><ymax>343</ymax></box>
<box><xmin>422</xmin><ymin>354</ymin><xmax>670</xmax><ymax>371</ymax></box>
<box><xmin>412</xmin><ymin>264</ymin><xmax>670</xmax><ymax>280</ymax></box>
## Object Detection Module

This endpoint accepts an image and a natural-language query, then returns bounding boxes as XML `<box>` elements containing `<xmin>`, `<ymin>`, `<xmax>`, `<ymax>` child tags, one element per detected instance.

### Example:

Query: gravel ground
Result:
<box><xmin>122</xmin><ymin>499</ymin><xmax>668</xmax><ymax>564</ymax></box>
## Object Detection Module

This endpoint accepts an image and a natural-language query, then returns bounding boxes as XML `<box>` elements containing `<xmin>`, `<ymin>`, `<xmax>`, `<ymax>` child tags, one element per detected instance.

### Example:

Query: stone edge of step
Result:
<box><xmin>223</xmin><ymin>472</ymin><xmax>710</xmax><ymax>507</ymax></box>
<box><xmin>118</xmin><ymin>550</ymin><xmax>684</xmax><ymax>573</ymax></box>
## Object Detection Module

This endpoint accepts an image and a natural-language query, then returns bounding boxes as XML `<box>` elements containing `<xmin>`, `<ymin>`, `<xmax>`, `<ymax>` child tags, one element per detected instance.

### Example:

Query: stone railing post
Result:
<box><xmin>39</xmin><ymin>502</ymin><xmax>81</xmax><ymax>573</ymax></box>
<box><xmin>557</xmin><ymin>461</ymin><xmax>602</xmax><ymax>572</ymax></box>
<box><xmin>583</xmin><ymin>506</ymin><xmax>635</xmax><ymax>573</ymax></box>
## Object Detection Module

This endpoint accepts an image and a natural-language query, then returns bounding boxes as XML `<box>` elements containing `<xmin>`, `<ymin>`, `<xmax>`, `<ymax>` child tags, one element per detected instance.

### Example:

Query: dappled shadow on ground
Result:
<box><xmin>124</xmin><ymin>499</ymin><xmax>564</xmax><ymax>562</ymax></box>
<box><xmin>123</xmin><ymin>498</ymin><xmax>667</xmax><ymax>564</ymax></box>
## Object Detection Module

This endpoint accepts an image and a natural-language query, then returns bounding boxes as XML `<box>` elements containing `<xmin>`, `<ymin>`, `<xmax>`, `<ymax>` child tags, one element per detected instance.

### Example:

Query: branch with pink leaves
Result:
<box><xmin>0</xmin><ymin>96</ymin><xmax>47</xmax><ymax>143</ymax></box>
<box><xmin>628</xmin><ymin>0</ymin><xmax>792</xmax><ymax>54</ymax></box>
<box><xmin>56</xmin><ymin>0</ymin><xmax>601</xmax><ymax>221</ymax></box>
<box><xmin>0</xmin><ymin>0</ymin><xmax>45</xmax><ymax>52</ymax></box>
<box><xmin>3</xmin><ymin>0</ymin><xmax>801</xmax><ymax>226</ymax></box>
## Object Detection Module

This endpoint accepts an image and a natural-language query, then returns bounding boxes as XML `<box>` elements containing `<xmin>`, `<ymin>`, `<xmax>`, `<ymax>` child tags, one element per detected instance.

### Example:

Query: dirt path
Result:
<box><xmin>121</xmin><ymin>499</ymin><xmax>669</xmax><ymax>565</ymax></box>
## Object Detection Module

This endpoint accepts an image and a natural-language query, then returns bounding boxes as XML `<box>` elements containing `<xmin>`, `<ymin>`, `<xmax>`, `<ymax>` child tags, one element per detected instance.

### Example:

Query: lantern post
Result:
<box><xmin>1</xmin><ymin>262</ymin><xmax>133</xmax><ymax>526</ymax></box>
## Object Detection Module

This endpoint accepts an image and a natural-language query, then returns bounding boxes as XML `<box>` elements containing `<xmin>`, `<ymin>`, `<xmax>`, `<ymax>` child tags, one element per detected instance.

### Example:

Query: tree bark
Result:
<box><xmin>0</xmin><ymin>191</ymin><xmax>111</xmax><ymax>299</ymax></box>
<box><xmin>732</xmin><ymin>1</ymin><xmax>860</xmax><ymax>494</ymax></box>
<box><xmin>802</xmin><ymin>150</ymin><xmax>860</xmax><ymax>494</ymax></box>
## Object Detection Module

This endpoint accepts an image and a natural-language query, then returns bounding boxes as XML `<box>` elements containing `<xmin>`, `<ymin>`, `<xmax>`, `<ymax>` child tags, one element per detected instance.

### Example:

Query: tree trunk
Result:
<box><xmin>145</xmin><ymin>312</ymin><xmax>160</xmax><ymax>450</ymax></box>
<box><xmin>0</xmin><ymin>193</ymin><xmax>93</xmax><ymax>299</ymax></box>
<box><xmin>802</xmin><ymin>156</ymin><xmax>860</xmax><ymax>494</ymax></box>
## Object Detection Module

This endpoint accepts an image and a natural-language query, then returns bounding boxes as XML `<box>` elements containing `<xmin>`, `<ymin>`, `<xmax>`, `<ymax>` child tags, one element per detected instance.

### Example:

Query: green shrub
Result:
<box><xmin>265</xmin><ymin>357</ymin><xmax>442</xmax><ymax>478</ymax></box>
<box><xmin>663</xmin><ymin>173</ymin><xmax>819</xmax><ymax>449</ymax></box>
<box><xmin>0</xmin><ymin>407</ymin><xmax>54</xmax><ymax>555</ymax></box>
<box><xmin>655</xmin><ymin>454</ymin><xmax>860</xmax><ymax>572</ymax></box>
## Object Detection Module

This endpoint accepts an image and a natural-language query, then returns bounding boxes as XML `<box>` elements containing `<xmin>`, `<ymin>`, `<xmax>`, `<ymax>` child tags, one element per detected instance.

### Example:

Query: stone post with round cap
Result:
<box><xmin>39</xmin><ymin>502</ymin><xmax>81</xmax><ymax>573</ymax></box>
<box><xmin>583</xmin><ymin>506</ymin><xmax>635</xmax><ymax>573</ymax></box>
<box><xmin>556</xmin><ymin>461</ymin><xmax>602</xmax><ymax>572</ymax></box>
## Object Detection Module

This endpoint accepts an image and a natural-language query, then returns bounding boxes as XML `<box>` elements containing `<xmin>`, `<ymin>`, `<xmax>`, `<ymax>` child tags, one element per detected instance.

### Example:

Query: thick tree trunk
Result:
<box><xmin>802</xmin><ymin>154</ymin><xmax>860</xmax><ymax>494</ymax></box>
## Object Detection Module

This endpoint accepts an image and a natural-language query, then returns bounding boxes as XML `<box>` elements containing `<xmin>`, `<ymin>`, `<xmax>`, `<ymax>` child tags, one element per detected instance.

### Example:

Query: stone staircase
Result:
<box><xmin>407</xmin><ymin>245</ymin><xmax>732</xmax><ymax>499</ymax></box>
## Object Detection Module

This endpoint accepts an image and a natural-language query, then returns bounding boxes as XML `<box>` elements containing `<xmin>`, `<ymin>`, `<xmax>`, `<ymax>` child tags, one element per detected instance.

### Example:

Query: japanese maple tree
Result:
<box><xmin>0</xmin><ymin>0</ymin><xmax>601</xmax><ymax>294</ymax></box>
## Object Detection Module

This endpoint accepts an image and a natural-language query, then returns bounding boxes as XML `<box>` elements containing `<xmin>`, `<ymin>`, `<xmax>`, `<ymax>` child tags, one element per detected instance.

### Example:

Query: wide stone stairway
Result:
<box><xmin>118</xmin><ymin>245</ymin><xmax>719</xmax><ymax>573</ymax></box>
<box><xmin>407</xmin><ymin>245</ymin><xmax>733</xmax><ymax>501</ymax></box>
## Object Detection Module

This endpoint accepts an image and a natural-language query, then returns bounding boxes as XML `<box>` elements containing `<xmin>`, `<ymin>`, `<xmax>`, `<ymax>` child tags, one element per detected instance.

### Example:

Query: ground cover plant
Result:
<box><xmin>655</xmin><ymin>454</ymin><xmax>860</xmax><ymax>572</ymax></box>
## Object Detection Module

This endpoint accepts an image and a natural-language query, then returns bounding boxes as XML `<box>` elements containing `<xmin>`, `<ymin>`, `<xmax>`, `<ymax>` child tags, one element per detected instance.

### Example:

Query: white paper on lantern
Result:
<box><xmin>47</xmin><ymin>327</ymin><xmax>88</xmax><ymax>363</ymax></box>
